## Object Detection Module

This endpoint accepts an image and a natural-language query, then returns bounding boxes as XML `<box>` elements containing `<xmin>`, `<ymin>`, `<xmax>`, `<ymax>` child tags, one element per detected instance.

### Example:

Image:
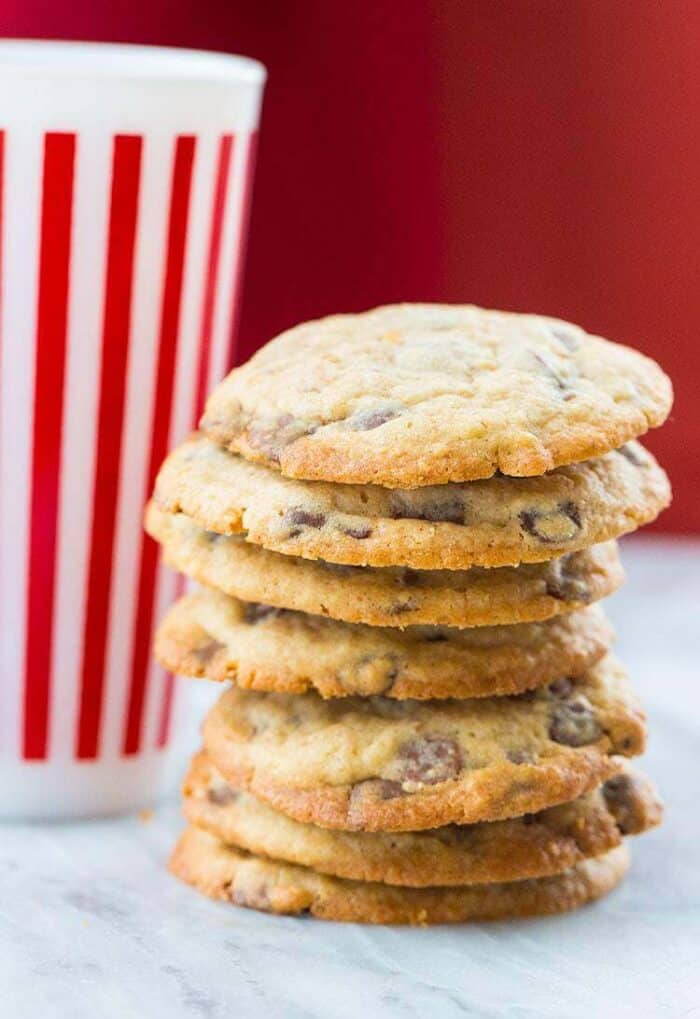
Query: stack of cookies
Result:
<box><xmin>146</xmin><ymin>304</ymin><xmax>672</xmax><ymax>925</ymax></box>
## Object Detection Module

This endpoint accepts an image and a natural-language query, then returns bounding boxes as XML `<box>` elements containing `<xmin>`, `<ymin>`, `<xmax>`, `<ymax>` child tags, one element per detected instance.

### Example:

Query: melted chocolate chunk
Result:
<box><xmin>520</xmin><ymin>501</ymin><xmax>582</xmax><ymax>543</ymax></box>
<box><xmin>350</xmin><ymin>778</ymin><xmax>405</xmax><ymax>806</ymax></box>
<box><xmin>398</xmin><ymin>568</ymin><xmax>422</xmax><ymax>587</ymax></box>
<box><xmin>394</xmin><ymin>736</ymin><xmax>463</xmax><ymax>786</ymax></box>
<box><xmin>348</xmin><ymin>406</ymin><xmax>401</xmax><ymax>431</ymax></box>
<box><xmin>602</xmin><ymin>773</ymin><xmax>639</xmax><ymax>834</ymax></box>
<box><xmin>532</xmin><ymin>351</ymin><xmax>569</xmax><ymax>391</ymax></box>
<box><xmin>389</xmin><ymin>494</ymin><xmax>465</xmax><ymax>525</ymax></box>
<box><xmin>341</xmin><ymin>524</ymin><xmax>373</xmax><ymax>539</ymax></box>
<box><xmin>206</xmin><ymin>784</ymin><xmax>239</xmax><ymax>806</ymax></box>
<box><xmin>512</xmin><ymin>689</ymin><xmax>538</xmax><ymax>703</ymax></box>
<box><xmin>284</xmin><ymin>507</ymin><xmax>327</xmax><ymax>535</ymax></box>
<box><xmin>507</xmin><ymin>748</ymin><xmax>534</xmax><ymax>764</ymax></box>
<box><xmin>243</xmin><ymin>603</ymin><xmax>281</xmax><ymax>624</ymax></box>
<box><xmin>191</xmin><ymin>639</ymin><xmax>226</xmax><ymax>665</ymax></box>
<box><xmin>422</xmin><ymin>629</ymin><xmax>449</xmax><ymax>643</ymax></box>
<box><xmin>549</xmin><ymin>699</ymin><xmax>602</xmax><ymax>747</ymax></box>
<box><xmin>203</xmin><ymin>530</ymin><xmax>226</xmax><ymax>544</ymax></box>
<box><xmin>246</xmin><ymin>414</ymin><xmax>317</xmax><ymax>463</ymax></box>
<box><xmin>545</xmin><ymin>555</ymin><xmax>591</xmax><ymax>603</ymax></box>
<box><xmin>548</xmin><ymin>676</ymin><xmax>574</xmax><ymax>698</ymax></box>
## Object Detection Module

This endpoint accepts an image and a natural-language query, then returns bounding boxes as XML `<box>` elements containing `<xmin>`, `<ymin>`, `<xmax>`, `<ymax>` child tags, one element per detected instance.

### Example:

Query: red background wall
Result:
<box><xmin>2</xmin><ymin>1</ymin><xmax>697</xmax><ymax>531</ymax></box>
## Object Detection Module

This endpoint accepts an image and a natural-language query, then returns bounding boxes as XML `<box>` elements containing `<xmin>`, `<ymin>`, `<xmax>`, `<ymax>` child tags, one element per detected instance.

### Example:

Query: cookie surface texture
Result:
<box><xmin>145</xmin><ymin>504</ymin><xmax>624</xmax><ymax>628</ymax></box>
<box><xmin>184</xmin><ymin>753</ymin><xmax>661</xmax><ymax>887</ymax></box>
<box><xmin>201</xmin><ymin>655</ymin><xmax>646</xmax><ymax>831</ymax></box>
<box><xmin>156</xmin><ymin>589</ymin><xmax>614</xmax><ymax>699</ymax></box>
<box><xmin>201</xmin><ymin>304</ymin><xmax>672</xmax><ymax>487</ymax></box>
<box><xmin>154</xmin><ymin>435</ymin><xmax>669</xmax><ymax>569</ymax></box>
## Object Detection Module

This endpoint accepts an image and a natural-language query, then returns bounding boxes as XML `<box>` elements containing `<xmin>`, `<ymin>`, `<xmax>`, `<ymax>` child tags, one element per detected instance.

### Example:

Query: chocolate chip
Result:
<box><xmin>320</xmin><ymin>560</ymin><xmax>356</xmax><ymax>576</ymax></box>
<box><xmin>433</xmin><ymin>824</ymin><xmax>477</xmax><ymax>847</ymax></box>
<box><xmin>341</xmin><ymin>524</ymin><xmax>372</xmax><ymax>539</ymax></box>
<box><xmin>551</xmin><ymin>327</ymin><xmax>580</xmax><ymax>352</ymax></box>
<box><xmin>191</xmin><ymin>640</ymin><xmax>226</xmax><ymax>666</ymax></box>
<box><xmin>243</xmin><ymin>603</ymin><xmax>280</xmax><ymax>623</ymax></box>
<box><xmin>389</xmin><ymin>494</ymin><xmax>465</xmax><ymax>525</ymax></box>
<box><xmin>350</xmin><ymin>778</ymin><xmax>405</xmax><ymax>806</ymax></box>
<box><xmin>347</xmin><ymin>406</ymin><xmax>401</xmax><ymax>431</ymax></box>
<box><xmin>512</xmin><ymin>689</ymin><xmax>538</xmax><ymax>703</ymax></box>
<box><xmin>549</xmin><ymin>699</ymin><xmax>602</xmax><ymax>747</ymax></box>
<box><xmin>520</xmin><ymin>501</ymin><xmax>582</xmax><ymax>544</ymax></box>
<box><xmin>617</xmin><ymin>444</ymin><xmax>645</xmax><ymax>467</ymax></box>
<box><xmin>532</xmin><ymin>351</ymin><xmax>569</xmax><ymax>391</ymax></box>
<box><xmin>602</xmin><ymin>773</ymin><xmax>639</xmax><ymax>834</ymax></box>
<box><xmin>206</xmin><ymin>784</ymin><xmax>238</xmax><ymax>806</ymax></box>
<box><xmin>507</xmin><ymin>748</ymin><xmax>533</xmax><ymax>764</ymax></box>
<box><xmin>394</xmin><ymin>736</ymin><xmax>463</xmax><ymax>786</ymax></box>
<box><xmin>246</xmin><ymin>414</ymin><xmax>317</xmax><ymax>463</ymax></box>
<box><xmin>548</xmin><ymin>677</ymin><xmax>574</xmax><ymax>698</ymax></box>
<box><xmin>398</xmin><ymin>568</ymin><xmax>422</xmax><ymax>587</ymax></box>
<box><xmin>422</xmin><ymin>629</ymin><xmax>449</xmax><ymax>643</ymax></box>
<box><xmin>284</xmin><ymin>507</ymin><xmax>327</xmax><ymax>534</ymax></box>
<box><xmin>545</xmin><ymin>557</ymin><xmax>591</xmax><ymax>604</ymax></box>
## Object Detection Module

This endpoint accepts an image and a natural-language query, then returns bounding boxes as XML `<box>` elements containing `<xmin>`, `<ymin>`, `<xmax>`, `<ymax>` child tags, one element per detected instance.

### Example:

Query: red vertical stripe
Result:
<box><xmin>153</xmin><ymin>135</ymin><xmax>236</xmax><ymax>748</ymax></box>
<box><xmin>156</xmin><ymin>573</ymin><xmax>186</xmax><ymax>748</ymax></box>
<box><xmin>193</xmin><ymin>134</ymin><xmax>234</xmax><ymax>420</ymax></box>
<box><xmin>155</xmin><ymin>133</ymin><xmax>258</xmax><ymax>750</ymax></box>
<box><xmin>123</xmin><ymin>135</ymin><xmax>196</xmax><ymax>755</ymax></box>
<box><xmin>227</xmin><ymin>131</ymin><xmax>259</xmax><ymax>369</ymax></box>
<box><xmin>76</xmin><ymin>136</ymin><xmax>143</xmax><ymax>759</ymax></box>
<box><xmin>23</xmin><ymin>133</ymin><xmax>76</xmax><ymax>760</ymax></box>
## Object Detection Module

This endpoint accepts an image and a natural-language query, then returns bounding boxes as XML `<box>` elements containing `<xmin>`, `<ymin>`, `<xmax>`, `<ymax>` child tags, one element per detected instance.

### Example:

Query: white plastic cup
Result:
<box><xmin>0</xmin><ymin>41</ymin><xmax>265</xmax><ymax>818</ymax></box>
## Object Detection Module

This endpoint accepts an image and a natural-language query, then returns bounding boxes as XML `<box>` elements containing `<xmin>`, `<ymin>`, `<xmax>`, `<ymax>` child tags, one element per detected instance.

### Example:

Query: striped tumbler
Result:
<box><xmin>0</xmin><ymin>41</ymin><xmax>265</xmax><ymax>816</ymax></box>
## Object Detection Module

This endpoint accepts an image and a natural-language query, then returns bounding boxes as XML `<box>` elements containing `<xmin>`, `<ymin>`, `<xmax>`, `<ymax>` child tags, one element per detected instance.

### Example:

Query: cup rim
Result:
<box><xmin>0</xmin><ymin>39</ymin><xmax>266</xmax><ymax>84</ymax></box>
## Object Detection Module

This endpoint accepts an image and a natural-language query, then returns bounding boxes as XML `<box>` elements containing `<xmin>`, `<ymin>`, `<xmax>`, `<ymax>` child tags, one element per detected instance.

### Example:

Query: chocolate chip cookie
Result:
<box><xmin>185</xmin><ymin>752</ymin><xmax>661</xmax><ymax>886</ymax></box>
<box><xmin>157</xmin><ymin>588</ymin><xmax>614</xmax><ymax>699</ymax></box>
<box><xmin>170</xmin><ymin>826</ymin><xmax>630</xmax><ymax>923</ymax></box>
<box><xmin>202</xmin><ymin>655</ymin><xmax>646</xmax><ymax>831</ymax></box>
<box><xmin>200</xmin><ymin>304</ymin><xmax>672</xmax><ymax>487</ymax></box>
<box><xmin>155</xmin><ymin>435</ymin><xmax>669</xmax><ymax>569</ymax></box>
<box><xmin>145</xmin><ymin>505</ymin><xmax>624</xmax><ymax>628</ymax></box>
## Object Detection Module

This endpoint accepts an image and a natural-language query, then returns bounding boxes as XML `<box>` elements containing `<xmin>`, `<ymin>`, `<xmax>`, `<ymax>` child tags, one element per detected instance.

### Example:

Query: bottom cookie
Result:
<box><xmin>169</xmin><ymin>826</ymin><xmax>630</xmax><ymax>925</ymax></box>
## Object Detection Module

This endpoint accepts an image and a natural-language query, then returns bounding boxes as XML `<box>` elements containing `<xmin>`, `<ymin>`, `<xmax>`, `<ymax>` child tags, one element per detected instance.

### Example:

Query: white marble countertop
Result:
<box><xmin>3</xmin><ymin>537</ymin><xmax>699</xmax><ymax>1019</ymax></box>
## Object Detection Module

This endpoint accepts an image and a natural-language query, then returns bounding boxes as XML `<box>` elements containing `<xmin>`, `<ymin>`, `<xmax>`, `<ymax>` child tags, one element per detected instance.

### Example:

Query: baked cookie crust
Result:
<box><xmin>201</xmin><ymin>304</ymin><xmax>672</xmax><ymax>487</ymax></box>
<box><xmin>154</xmin><ymin>435</ymin><xmax>669</xmax><ymax>569</ymax></box>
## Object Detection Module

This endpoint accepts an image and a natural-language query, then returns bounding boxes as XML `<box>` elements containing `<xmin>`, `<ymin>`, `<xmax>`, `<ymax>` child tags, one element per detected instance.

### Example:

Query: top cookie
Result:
<box><xmin>201</xmin><ymin>304</ymin><xmax>673</xmax><ymax>487</ymax></box>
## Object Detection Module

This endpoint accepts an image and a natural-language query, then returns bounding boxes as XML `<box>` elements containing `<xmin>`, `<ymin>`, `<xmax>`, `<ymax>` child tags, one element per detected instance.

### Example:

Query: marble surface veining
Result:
<box><xmin>2</xmin><ymin>537</ymin><xmax>699</xmax><ymax>1019</ymax></box>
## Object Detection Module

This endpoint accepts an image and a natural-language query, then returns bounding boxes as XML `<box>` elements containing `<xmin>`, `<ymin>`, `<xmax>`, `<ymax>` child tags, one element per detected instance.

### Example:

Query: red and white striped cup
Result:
<box><xmin>0</xmin><ymin>41</ymin><xmax>265</xmax><ymax>817</ymax></box>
